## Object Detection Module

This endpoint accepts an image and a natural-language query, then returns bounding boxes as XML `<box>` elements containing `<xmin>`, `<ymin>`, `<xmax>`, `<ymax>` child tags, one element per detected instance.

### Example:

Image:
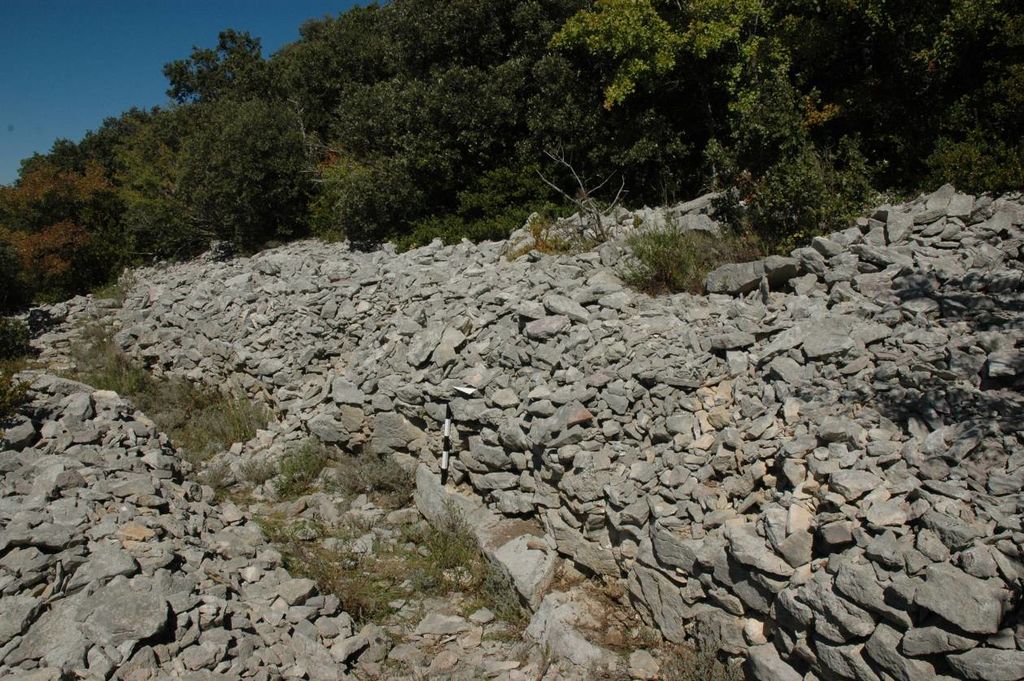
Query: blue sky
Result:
<box><xmin>0</xmin><ymin>0</ymin><xmax>362</xmax><ymax>184</ymax></box>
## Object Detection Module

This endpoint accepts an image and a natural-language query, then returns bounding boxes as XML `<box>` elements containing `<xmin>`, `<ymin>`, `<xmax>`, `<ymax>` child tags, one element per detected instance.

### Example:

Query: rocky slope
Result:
<box><xmin>8</xmin><ymin>183</ymin><xmax>1024</xmax><ymax>680</ymax></box>
<box><xmin>0</xmin><ymin>374</ymin><xmax>368</xmax><ymax>680</ymax></box>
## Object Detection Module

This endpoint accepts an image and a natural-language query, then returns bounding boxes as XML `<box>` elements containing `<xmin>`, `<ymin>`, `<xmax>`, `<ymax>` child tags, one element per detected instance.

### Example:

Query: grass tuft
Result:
<box><xmin>0</xmin><ymin>373</ymin><xmax>30</xmax><ymax>429</ymax></box>
<box><xmin>403</xmin><ymin>508</ymin><xmax>527</xmax><ymax>626</ymax></box>
<box><xmin>0</xmin><ymin>317</ymin><xmax>34</xmax><ymax>427</ymax></box>
<box><xmin>622</xmin><ymin>227</ymin><xmax>763</xmax><ymax>295</ymax></box>
<box><xmin>275</xmin><ymin>439</ymin><xmax>330</xmax><ymax>499</ymax></box>
<box><xmin>258</xmin><ymin>512</ymin><xmax>405</xmax><ymax>623</ymax></box>
<box><xmin>325</xmin><ymin>452</ymin><xmax>413</xmax><ymax>508</ymax></box>
<box><xmin>66</xmin><ymin>324</ymin><xmax>269</xmax><ymax>465</ymax></box>
<box><xmin>258</xmin><ymin>505</ymin><xmax>526</xmax><ymax>627</ymax></box>
<box><xmin>659</xmin><ymin>643</ymin><xmax>745</xmax><ymax>681</ymax></box>
<box><xmin>239</xmin><ymin>458</ymin><xmax>276</xmax><ymax>486</ymax></box>
<box><xmin>91</xmin><ymin>270</ymin><xmax>137</xmax><ymax>305</ymax></box>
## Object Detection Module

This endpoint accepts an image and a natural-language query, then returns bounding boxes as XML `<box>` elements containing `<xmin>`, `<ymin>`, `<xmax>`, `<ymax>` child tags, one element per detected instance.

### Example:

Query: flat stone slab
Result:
<box><xmin>414</xmin><ymin>464</ymin><xmax>558</xmax><ymax>610</ymax></box>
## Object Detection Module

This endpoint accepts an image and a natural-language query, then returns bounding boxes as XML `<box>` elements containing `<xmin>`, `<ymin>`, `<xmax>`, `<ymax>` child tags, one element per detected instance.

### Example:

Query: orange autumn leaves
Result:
<box><xmin>0</xmin><ymin>160</ymin><xmax>112</xmax><ymax>300</ymax></box>
<box><xmin>1</xmin><ymin>220</ymin><xmax>90</xmax><ymax>293</ymax></box>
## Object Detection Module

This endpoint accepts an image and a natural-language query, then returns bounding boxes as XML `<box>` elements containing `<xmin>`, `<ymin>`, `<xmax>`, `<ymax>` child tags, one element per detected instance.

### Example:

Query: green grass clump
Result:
<box><xmin>91</xmin><ymin>271</ymin><xmax>136</xmax><ymax>305</ymax></box>
<box><xmin>275</xmin><ymin>439</ymin><xmax>330</xmax><ymax>499</ymax></box>
<box><xmin>326</xmin><ymin>451</ymin><xmax>413</xmax><ymax>508</ymax></box>
<box><xmin>258</xmin><ymin>513</ymin><xmax>405</xmax><ymax>623</ymax></box>
<box><xmin>258</xmin><ymin>505</ymin><xmax>526</xmax><ymax>627</ymax></box>
<box><xmin>0</xmin><ymin>317</ymin><xmax>33</xmax><ymax>426</ymax></box>
<box><xmin>239</xmin><ymin>458</ymin><xmax>276</xmax><ymax>486</ymax></box>
<box><xmin>67</xmin><ymin>324</ymin><xmax>269</xmax><ymax>464</ymax></box>
<box><xmin>0</xmin><ymin>373</ymin><xmax>29</xmax><ymax>428</ymax></box>
<box><xmin>403</xmin><ymin>509</ymin><xmax>526</xmax><ymax>626</ymax></box>
<box><xmin>622</xmin><ymin>227</ymin><xmax>763</xmax><ymax>295</ymax></box>
<box><xmin>0</xmin><ymin>318</ymin><xmax>30</xmax><ymax>361</ymax></box>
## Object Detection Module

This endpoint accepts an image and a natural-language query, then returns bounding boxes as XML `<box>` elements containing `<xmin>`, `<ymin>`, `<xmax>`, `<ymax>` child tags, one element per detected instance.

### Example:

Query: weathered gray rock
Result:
<box><xmin>629</xmin><ymin>649</ymin><xmax>659</xmax><ymax>680</ymax></box>
<box><xmin>543</xmin><ymin>294</ymin><xmax>590</xmax><ymax>323</ymax></box>
<box><xmin>763</xmin><ymin>256</ymin><xmax>800</xmax><ymax>287</ymax></box>
<box><xmin>526</xmin><ymin>592</ymin><xmax>612</xmax><ymax>668</ymax></box>
<box><xmin>914</xmin><ymin>563</ymin><xmax>1007</xmax><ymax>634</ymax></box>
<box><xmin>277</xmin><ymin>577</ymin><xmax>317</xmax><ymax>605</ymax></box>
<box><xmin>1</xmin><ymin>416</ymin><xmax>36</xmax><ymax>450</ymax></box>
<box><xmin>706</xmin><ymin>261</ymin><xmax>765</xmax><ymax>295</ymax></box>
<box><xmin>946</xmin><ymin>648</ymin><xmax>1024</xmax><ymax>681</ymax></box>
<box><xmin>331</xmin><ymin>377</ymin><xmax>364</xmax><ymax>405</ymax></box>
<box><xmin>493</xmin><ymin>534</ymin><xmax>557</xmax><ymax>609</ymax></box>
<box><xmin>865</xmin><ymin>624</ymin><xmax>936</xmax><ymax>681</ymax></box>
<box><xmin>901</xmin><ymin>627</ymin><xmax>979</xmax><ymax>657</ymax></box>
<box><xmin>829</xmin><ymin>469</ymin><xmax>881</xmax><ymax>500</ymax></box>
<box><xmin>747</xmin><ymin>643</ymin><xmax>802</xmax><ymax>681</ymax></box>
<box><xmin>524</xmin><ymin>315</ymin><xmax>570</xmax><ymax>339</ymax></box>
<box><xmin>308</xmin><ymin>413</ymin><xmax>348</xmax><ymax>443</ymax></box>
<box><xmin>82</xmin><ymin>580</ymin><xmax>170</xmax><ymax>646</ymax></box>
<box><xmin>0</xmin><ymin>595</ymin><xmax>40</xmax><ymax>646</ymax></box>
<box><xmin>368</xmin><ymin>412</ymin><xmax>425</xmax><ymax>455</ymax></box>
<box><xmin>725</xmin><ymin>523</ymin><xmax>794</xmax><ymax>577</ymax></box>
<box><xmin>414</xmin><ymin>613</ymin><xmax>472</xmax><ymax>636</ymax></box>
<box><xmin>19</xmin><ymin>186</ymin><xmax>1024</xmax><ymax>681</ymax></box>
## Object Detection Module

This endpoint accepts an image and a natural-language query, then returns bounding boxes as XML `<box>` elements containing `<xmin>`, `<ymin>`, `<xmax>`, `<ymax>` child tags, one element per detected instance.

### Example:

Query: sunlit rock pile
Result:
<box><xmin>0</xmin><ymin>376</ymin><xmax>379</xmax><ymax>680</ymax></box>
<box><xmin>24</xmin><ymin>184</ymin><xmax>1024</xmax><ymax>680</ymax></box>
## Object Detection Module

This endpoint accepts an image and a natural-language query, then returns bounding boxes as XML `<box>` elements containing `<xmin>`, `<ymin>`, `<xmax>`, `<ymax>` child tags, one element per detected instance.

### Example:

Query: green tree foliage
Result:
<box><xmin>398</xmin><ymin>165</ymin><xmax>560</xmax><ymax>250</ymax></box>
<box><xmin>164</xmin><ymin>29</ymin><xmax>271</xmax><ymax>103</ymax></box>
<box><xmin>550</xmin><ymin>0</ymin><xmax>682</xmax><ymax>109</ymax></box>
<box><xmin>0</xmin><ymin>241</ymin><xmax>27</xmax><ymax>313</ymax></box>
<box><xmin>0</xmin><ymin>158</ymin><xmax>124</xmax><ymax>302</ymax></box>
<box><xmin>1</xmin><ymin>0</ymin><xmax>1020</xmax><ymax>307</ymax></box>
<box><xmin>311</xmin><ymin>153</ymin><xmax>423</xmax><ymax>247</ymax></box>
<box><xmin>179</xmin><ymin>99</ymin><xmax>311</xmax><ymax>250</ymax></box>
<box><xmin>113</xmin><ymin>107</ymin><xmax>195</xmax><ymax>259</ymax></box>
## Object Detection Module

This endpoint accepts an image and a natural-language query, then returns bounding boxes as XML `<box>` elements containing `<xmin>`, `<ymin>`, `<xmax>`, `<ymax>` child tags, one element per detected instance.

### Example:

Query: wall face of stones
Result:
<box><xmin>35</xmin><ymin>185</ymin><xmax>1024</xmax><ymax>680</ymax></box>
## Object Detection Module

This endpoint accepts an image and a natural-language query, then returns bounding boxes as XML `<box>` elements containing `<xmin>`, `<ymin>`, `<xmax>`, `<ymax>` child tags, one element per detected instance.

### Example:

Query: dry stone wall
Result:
<box><xmin>27</xmin><ymin>184</ymin><xmax>1024</xmax><ymax>680</ymax></box>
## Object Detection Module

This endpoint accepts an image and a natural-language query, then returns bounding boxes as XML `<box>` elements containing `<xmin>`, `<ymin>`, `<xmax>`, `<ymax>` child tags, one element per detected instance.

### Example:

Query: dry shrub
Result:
<box><xmin>623</xmin><ymin>227</ymin><xmax>763</xmax><ymax>294</ymax></box>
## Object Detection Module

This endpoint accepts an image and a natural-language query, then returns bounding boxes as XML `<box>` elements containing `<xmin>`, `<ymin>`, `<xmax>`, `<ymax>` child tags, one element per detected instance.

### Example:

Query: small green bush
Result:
<box><xmin>622</xmin><ymin>227</ymin><xmax>763</xmax><ymax>295</ymax></box>
<box><xmin>742</xmin><ymin>139</ymin><xmax>874</xmax><ymax>251</ymax></box>
<box><xmin>927</xmin><ymin>133</ymin><xmax>1024</xmax><ymax>194</ymax></box>
<box><xmin>275</xmin><ymin>439</ymin><xmax>330</xmax><ymax>499</ymax></box>
<box><xmin>326</xmin><ymin>452</ymin><xmax>413</xmax><ymax>508</ymax></box>
<box><xmin>0</xmin><ymin>372</ymin><xmax>29</xmax><ymax>425</ymax></box>
<box><xmin>0</xmin><ymin>318</ymin><xmax>31</xmax><ymax>361</ymax></box>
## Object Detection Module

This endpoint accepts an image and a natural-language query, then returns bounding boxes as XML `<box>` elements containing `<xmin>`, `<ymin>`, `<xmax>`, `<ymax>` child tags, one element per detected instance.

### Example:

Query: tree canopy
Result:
<box><xmin>1</xmin><ymin>0</ymin><xmax>1020</xmax><ymax>308</ymax></box>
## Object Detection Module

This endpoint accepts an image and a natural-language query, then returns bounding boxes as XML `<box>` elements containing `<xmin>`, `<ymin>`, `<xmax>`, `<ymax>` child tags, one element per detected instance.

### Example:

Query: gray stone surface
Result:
<box><xmin>705</xmin><ymin>261</ymin><xmax>765</xmax><ymax>295</ymax></box>
<box><xmin>914</xmin><ymin>563</ymin><xmax>1008</xmax><ymax>634</ymax></box>
<box><xmin>18</xmin><ymin>185</ymin><xmax>1024</xmax><ymax>681</ymax></box>
<box><xmin>947</xmin><ymin>648</ymin><xmax>1024</xmax><ymax>681</ymax></box>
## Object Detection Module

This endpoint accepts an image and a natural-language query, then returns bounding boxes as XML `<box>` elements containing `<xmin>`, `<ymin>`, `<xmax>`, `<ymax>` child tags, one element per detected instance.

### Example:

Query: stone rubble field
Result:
<box><xmin>0</xmin><ymin>374</ymin><xmax>383</xmax><ymax>680</ymax></box>
<box><xmin>6</xmin><ymin>183</ymin><xmax>1024</xmax><ymax>680</ymax></box>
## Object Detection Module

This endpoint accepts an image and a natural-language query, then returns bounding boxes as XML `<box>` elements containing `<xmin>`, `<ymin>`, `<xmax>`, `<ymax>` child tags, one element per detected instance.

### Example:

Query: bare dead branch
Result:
<box><xmin>539</xmin><ymin>146</ymin><xmax>628</xmax><ymax>244</ymax></box>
